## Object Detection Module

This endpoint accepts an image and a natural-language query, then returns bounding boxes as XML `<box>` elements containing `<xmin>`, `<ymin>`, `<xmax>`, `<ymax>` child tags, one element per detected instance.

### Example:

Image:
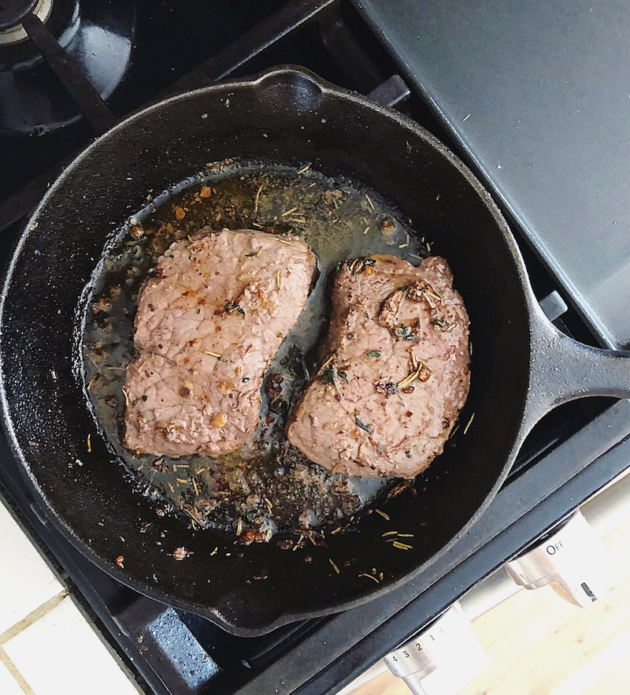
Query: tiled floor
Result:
<box><xmin>0</xmin><ymin>498</ymin><xmax>141</xmax><ymax>695</ymax></box>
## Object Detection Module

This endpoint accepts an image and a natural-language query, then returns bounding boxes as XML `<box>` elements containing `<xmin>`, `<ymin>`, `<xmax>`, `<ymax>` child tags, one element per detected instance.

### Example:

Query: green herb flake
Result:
<box><xmin>322</xmin><ymin>365</ymin><xmax>348</xmax><ymax>385</ymax></box>
<box><xmin>394</xmin><ymin>324</ymin><xmax>411</xmax><ymax>339</ymax></box>
<box><xmin>367</xmin><ymin>350</ymin><xmax>381</xmax><ymax>359</ymax></box>
<box><xmin>245</xmin><ymin>251</ymin><xmax>258</xmax><ymax>257</ymax></box>
<box><xmin>321</xmin><ymin>367</ymin><xmax>336</xmax><ymax>385</ymax></box>
<box><xmin>355</xmin><ymin>417</ymin><xmax>372</xmax><ymax>434</ymax></box>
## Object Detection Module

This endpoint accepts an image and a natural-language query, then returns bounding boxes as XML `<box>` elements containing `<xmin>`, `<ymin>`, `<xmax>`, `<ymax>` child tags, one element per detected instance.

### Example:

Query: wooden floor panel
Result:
<box><xmin>353</xmin><ymin>523</ymin><xmax>630</xmax><ymax>695</ymax></box>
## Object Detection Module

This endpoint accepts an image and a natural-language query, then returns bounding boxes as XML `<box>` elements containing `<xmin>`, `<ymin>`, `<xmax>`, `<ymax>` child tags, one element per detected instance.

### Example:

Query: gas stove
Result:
<box><xmin>2</xmin><ymin>1</ymin><xmax>630</xmax><ymax>694</ymax></box>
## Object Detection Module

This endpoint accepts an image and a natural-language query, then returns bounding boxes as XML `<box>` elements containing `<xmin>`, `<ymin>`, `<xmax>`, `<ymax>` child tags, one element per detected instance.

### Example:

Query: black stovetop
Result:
<box><xmin>2</xmin><ymin>1</ymin><xmax>630</xmax><ymax>694</ymax></box>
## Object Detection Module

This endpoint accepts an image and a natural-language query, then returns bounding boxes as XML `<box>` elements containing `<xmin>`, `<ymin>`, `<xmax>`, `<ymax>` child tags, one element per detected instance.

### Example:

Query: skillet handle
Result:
<box><xmin>525</xmin><ymin>304</ymin><xmax>630</xmax><ymax>432</ymax></box>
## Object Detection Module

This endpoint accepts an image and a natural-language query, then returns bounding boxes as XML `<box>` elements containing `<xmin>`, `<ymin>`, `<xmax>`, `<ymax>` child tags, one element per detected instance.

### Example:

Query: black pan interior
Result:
<box><xmin>0</xmin><ymin>68</ymin><xmax>533</xmax><ymax>635</ymax></box>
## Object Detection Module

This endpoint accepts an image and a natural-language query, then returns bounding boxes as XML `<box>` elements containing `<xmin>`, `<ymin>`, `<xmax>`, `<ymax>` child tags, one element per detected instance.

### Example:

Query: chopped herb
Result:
<box><xmin>355</xmin><ymin>417</ymin><xmax>372</xmax><ymax>434</ymax></box>
<box><xmin>348</xmin><ymin>257</ymin><xmax>376</xmax><ymax>274</ymax></box>
<box><xmin>374</xmin><ymin>380</ymin><xmax>398</xmax><ymax>397</ymax></box>
<box><xmin>321</xmin><ymin>367</ymin><xmax>336</xmax><ymax>385</ymax></box>
<box><xmin>398</xmin><ymin>361</ymin><xmax>431</xmax><ymax>389</ymax></box>
<box><xmin>463</xmin><ymin>413</ymin><xmax>475</xmax><ymax>435</ymax></box>
<box><xmin>359</xmin><ymin>572</ymin><xmax>380</xmax><ymax>583</ymax></box>
<box><xmin>224</xmin><ymin>301</ymin><xmax>245</xmax><ymax>316</ymax></box>
<box><xmin>431</xmin><ymin>318</ymin><xmax>448</xmax><ymax>329</ymax></box>
<box><xmin>245</xmin><ymin>251</ymin><xmax>258</xmax><ymax>257</ymax></box>
<box><xmin>407</xmin><ymin>280</ymin><xmax>441</xmax><ymax>303</ymax></box>
<box><xmin>389</xmin><ymin>481</ymin><xmax>414</xmax><ymax>497</ymax></box>
<box><xmin>322</xmin><ymin>363</ymin><xmax>348</xmax><ymax>386</ymax></box>
<box><xmin>204</xmin><ymin>350</ymin><xmax>224</xmax><ymax>360</ymax></box>
<box><xmin>398</xmin><ymin>369</ymin><xmax>419</xmax><ymax>389</ymax></box>
<box><xmin>254</xmin><ymin>183</ymin><xmax>264</xmax><ymax>212</ymax></box>
<box><xmin>320</xmin><ymin>355</ymin><xmax>335</xmax><ymax>371</ymax></box>
<box><xmin>367</xmin><ymin>350</ymin><xmax>381</xmax><ymax>359</ymax></box>
<box><xmin>394</xmin><ymin>324</ymin><xmax>412</xmax><ymax>339</ymax></box>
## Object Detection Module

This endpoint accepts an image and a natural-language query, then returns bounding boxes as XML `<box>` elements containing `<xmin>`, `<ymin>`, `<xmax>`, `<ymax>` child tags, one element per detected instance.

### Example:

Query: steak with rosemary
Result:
<box><xmin>288</xmin><ymin>254</ymin><xmax>470</xmax><ymax>478</ymax></box>
<box><xmin>123</xmin><ymin>228</ymin><xmax>316</xmax><ymax>457</ymax></box>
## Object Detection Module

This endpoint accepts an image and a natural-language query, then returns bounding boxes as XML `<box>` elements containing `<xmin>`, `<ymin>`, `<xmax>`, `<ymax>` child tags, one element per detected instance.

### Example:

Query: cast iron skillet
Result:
<box><xmin>2</xmin><ymin>67</ymin><xmax>630</xmax><ymax>637</ymax></box>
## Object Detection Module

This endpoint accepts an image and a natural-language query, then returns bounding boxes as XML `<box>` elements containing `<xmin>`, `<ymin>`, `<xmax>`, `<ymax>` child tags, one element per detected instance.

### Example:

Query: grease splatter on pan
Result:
<box><xmin>82</xmin><ymin>160</ymin><xmax>427</xmax><ymax>541</ymax></box>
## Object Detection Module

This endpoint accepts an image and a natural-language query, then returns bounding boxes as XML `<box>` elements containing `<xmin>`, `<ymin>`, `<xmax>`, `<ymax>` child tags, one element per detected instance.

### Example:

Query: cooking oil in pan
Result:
<box><xmin>82</xmin><ymin>161</ymin><xmax>427</xmax><ymax>540</ymax></box>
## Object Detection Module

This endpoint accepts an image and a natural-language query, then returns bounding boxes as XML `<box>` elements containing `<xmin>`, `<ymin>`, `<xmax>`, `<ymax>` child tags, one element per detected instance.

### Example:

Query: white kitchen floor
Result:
<box><xmin>0</xmin><ymin>498</ymin><xmax>141</xmax><ymax>695</ymax></box>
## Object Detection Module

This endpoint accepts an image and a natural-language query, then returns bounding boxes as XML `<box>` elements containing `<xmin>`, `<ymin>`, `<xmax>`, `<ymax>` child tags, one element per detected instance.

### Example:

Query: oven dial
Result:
<box><xmin>384</xmin><ymin>603</ymin><xmax>487</xmax><ymax>695</ymax></box>
<box><xmin>506</xmin><ymin>510</ymin><xmax>609</xmax><ymax>607</ymax></box>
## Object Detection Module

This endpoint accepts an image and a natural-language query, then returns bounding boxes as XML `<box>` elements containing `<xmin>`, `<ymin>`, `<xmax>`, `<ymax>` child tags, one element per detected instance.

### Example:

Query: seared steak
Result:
<box><xmin>288</xmin><ymin>255</ymin><xmax>470</xmax><ymax>478</ymax></box>
<box><xmin>124</xmin><ymin>228</ymin><xmax>316</xmax><ymax>457</ymax></box>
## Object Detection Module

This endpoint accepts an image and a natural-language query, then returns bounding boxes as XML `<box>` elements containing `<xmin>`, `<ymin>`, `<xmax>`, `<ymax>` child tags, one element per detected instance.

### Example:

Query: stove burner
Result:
<box><xmin>0</xmin><ymin>0</ymin><xmax>52</xmax><ymax>45</ymax></box>
<box><xmin>0</xmin><ymin>0</ymin><xmax>37</xmax><ymax>30</ymax></box>
<box><xmin>0</xmin><ymin>0</ymin><xmax>134</xmax><ymax>148</ymax></box>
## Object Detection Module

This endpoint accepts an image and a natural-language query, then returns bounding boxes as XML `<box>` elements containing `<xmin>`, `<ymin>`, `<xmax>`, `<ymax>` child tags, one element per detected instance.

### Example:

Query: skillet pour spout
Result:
<box><xmin>2</xmin><ymin>65</ymin><xmax>628</xmax><ymax>636</ymax></box>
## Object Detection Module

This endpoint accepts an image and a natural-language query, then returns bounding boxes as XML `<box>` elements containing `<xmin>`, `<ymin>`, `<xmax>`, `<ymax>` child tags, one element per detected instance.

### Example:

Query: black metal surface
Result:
<box><xmin>352</xmin><ymin>0</ymin><xmax>630</xmax><ymax>350</ymax></box>
<box><xmin>1</xmin><ymin>0</ymin><xmax>292</xmax><ymax>196</ymax></box>
<box><xmin>164</xmin><ymin>0</ymin><xmax>339</xmax><ymax>97</ymax></box>
<box><xmin>0</xmin><ymin>168</ymin><xmax>62</xmax><ymax>233</ymax></box>
<box><xmin>6</xmin><ymin>61</ymin><xmax>630</xmax><ymax>639</ymax></box>
<box><xmin>0</xmin><ymin>0</ymin><xmax>136</xmax><ymax>196</ymax></box>
<box><xmin>0</xmin><ymin>382</ymin><xmax>622</xmax><ymax>695</ymax></box>
<box><xmin>0</xmin><ymin>66</ymin><xmax>536</xmax><ymax>635</ymax></box>
<box><xmin>3</xmin><ymin>1</ymin><xmax>630</xmax><ymax>693</ymax></box>
<box><xmin>0</xmin><ymin>0</ymin><xmax>36</xmax><ymax>31</ymax></box>
<box><xmin>294</xmin><ymin>400</ymin><xmax>630</xmax><ymax>695</ymax></box>
<box><xmin>21</xmin><ymin>13</ymin><xmax>117</xmax><ymax>135</ymax></box>
<box><xmin>367</xmin><ymin>74</ymin><xmax>410</xmax><ymax>109</ymax></box>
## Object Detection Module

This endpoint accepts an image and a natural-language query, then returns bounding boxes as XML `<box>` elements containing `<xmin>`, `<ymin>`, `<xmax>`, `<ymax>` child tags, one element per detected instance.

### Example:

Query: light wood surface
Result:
<box><xmin>352</xmin><ymin>523</ymin><xmax>630</xmax><ymax>695</ymax></box>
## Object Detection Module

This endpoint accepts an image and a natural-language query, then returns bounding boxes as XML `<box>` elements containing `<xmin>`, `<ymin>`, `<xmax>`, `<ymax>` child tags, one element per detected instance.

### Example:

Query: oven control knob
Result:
<box><xmin>506</xmin><ymin>510</ymin><xmax>609</xmax><ymax>607</ymax></box>
<box><xmin>383</xmin><ymin>603</ymin><xmax>487</xmax><ymax>695</ymax></box>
